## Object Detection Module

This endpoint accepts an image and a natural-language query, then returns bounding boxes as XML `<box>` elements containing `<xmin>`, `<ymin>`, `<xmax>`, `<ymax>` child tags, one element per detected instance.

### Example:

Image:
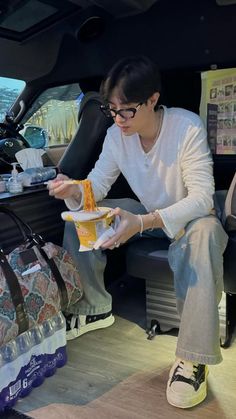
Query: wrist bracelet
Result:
<box><xmin>137</xmin><ymin>214</ymin><xmax>144</xmax><ymax>236</ymax></box>
<box><xmin>150</xmin><ymin>211</ymin><xmax>159</xmax><ymax>231</ymax></box>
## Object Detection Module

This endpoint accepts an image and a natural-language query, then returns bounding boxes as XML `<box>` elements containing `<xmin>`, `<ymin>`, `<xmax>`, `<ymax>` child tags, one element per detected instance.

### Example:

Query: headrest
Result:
<box><xmin>58</xmin><ymin>91</ymin><xmax>113</xmax><ymax>180</ymax></box>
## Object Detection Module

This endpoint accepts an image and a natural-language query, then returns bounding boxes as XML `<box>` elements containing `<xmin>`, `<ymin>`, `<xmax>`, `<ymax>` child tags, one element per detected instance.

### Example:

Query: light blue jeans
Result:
<box><xmin>63</xmin><ymin>198</ymin><xmax>228</xmax><ymax>365</ymax></box>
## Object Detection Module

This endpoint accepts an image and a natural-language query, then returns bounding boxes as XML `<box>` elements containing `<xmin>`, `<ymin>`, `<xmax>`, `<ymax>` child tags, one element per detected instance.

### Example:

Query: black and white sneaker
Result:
<box><xmin>166</xmin><ymin>359</ymin><xmax>209</xmax><ymax>408</ymax></box>
<box><xmin>65</xmin><ymin>311</ymin><xmax>115</xmax><ymax>341</ymax></box>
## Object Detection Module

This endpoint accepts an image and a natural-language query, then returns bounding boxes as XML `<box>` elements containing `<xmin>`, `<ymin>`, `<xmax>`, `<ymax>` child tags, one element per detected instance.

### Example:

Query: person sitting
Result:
<box><xmin>48</xmin><ymin>55</ymin><xmax>228</xmax><ymax>409</ymax></box>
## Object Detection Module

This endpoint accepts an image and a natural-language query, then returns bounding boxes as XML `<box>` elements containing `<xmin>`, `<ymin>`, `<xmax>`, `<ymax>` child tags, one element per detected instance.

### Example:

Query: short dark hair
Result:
<box><xmin>100</xmin><ymin>55</ymin><xmax>161</xmax><ymax>110</ymax></box>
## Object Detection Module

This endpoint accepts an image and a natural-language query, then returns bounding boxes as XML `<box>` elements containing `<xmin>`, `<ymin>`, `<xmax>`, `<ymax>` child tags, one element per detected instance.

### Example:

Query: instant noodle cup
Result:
<box><xmin>61</xmin><ymin>207</ymin><xmax>115</xmax><ymax>251</ymax></box>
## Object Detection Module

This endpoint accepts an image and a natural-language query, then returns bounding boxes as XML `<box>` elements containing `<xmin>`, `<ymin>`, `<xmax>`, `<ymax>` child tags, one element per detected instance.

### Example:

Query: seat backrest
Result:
<box><xmin>223</xmin><ymin>172</ymin><xmax>236</xmax><ymax>231</ymax></box>
<box><xmin>58</xmin><ymin>91</ymin><xmax>113</xmax><ymax>179</ymax></box>
<box><xmin>221</xmin><ymin>173</ymin><xmax>236</xmax><ymax>294</ymax></box>
<box><xmin>58</xmin><ymin>91</ymin><xmax>138</xmax><ymax>200</ymax></box>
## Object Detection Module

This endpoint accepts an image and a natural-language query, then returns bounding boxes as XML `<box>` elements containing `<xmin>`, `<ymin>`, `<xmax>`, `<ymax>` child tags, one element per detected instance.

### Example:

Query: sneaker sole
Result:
<box><xmin>166</xmin><ymin>366</ymin><xmax>209</xmax><ymax>409</ymax></box>
<box><xmin>66</xmin><ymin>314</ymin><xmax>115</xmax><ymax>341</ymax></box>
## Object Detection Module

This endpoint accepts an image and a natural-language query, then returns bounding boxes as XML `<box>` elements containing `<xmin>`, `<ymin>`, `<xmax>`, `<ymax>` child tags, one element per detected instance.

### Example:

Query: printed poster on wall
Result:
<box><xmin>200</xmin><ymin>68</ymin><xmax>236</xmax><ymax>154</ymax></box>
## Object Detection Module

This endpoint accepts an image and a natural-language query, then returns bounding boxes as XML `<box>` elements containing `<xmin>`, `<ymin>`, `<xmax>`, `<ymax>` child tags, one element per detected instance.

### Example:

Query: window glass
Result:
<box><xmin>0</xmin><ymin>77</ymin><xmax>25</xmax><ymax>121</ymax></box>
<box><xmin>0</xmin><ymin>0</ymin><xmax>78</xmax><ymax>41</ymax></box>
<box><xmin>21</xmin><ymin>84</ymin><xmax>83</xmax><ymax>147</ymax></box>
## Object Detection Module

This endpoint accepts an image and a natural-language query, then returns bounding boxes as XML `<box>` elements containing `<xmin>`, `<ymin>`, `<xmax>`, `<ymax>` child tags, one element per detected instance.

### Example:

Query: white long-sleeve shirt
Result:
<box><xmin>67</xmin><ymin>106</ymin><xmax>214</xmax><ymax>238</ymax></box>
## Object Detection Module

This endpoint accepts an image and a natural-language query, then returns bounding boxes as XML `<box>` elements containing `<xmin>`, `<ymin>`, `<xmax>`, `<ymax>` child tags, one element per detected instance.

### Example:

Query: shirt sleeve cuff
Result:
<box><xmin>157</xmin><ymin>209</ymin><xmax>185</xmax><ymax>239</ymax></box>
<box><xmin>65</xmin><ymin>191</ymin><xmax>84</xmax><ymax>211</ymax></box>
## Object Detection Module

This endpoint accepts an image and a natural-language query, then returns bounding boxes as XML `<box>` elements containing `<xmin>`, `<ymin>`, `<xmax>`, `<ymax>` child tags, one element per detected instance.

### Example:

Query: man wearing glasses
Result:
<box><xmin>48</xmin><ymin>55</ymin><xmax>228</xmax><ymax>409</ymax></box>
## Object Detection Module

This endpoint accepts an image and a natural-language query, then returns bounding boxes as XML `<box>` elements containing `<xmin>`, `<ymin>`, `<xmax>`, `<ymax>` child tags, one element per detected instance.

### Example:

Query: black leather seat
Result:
<box><xmin>222</xmin><ymin>173</ymin><xmax>236</xmax><ymax>296</ymax></box>
<box><xmin>58</xmin><ymin>92</ymin><xmax>113</xmax><ymax>179</ymax></box>
<box><xmin>58</xmin><ymin>91</ymin><xmax>137</xmax><ymax>200</ymax></box>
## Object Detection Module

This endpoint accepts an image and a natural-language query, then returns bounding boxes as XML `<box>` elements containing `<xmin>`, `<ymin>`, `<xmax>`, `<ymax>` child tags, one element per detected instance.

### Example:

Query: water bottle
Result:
<box><xmin>42</xmin><ymin>317</ymin><xmax>57</xmax><ymax>377</ymax></box>
<box><xmin>54</xmin><ymin>312</ymin><xmax>67</xmax><ymax>368</ymax></box>
<box><xmin>0</xmin><ymin>340</ymin><xmax>19</xmax><ymax>410</ymax></box>
<box><xmin>19</xmin><ymin>167</ymin><xmax>57</xmax><ymax>186</ymax></box>
<box><xmin>16</xmin><ymin>332</ymin><xmax>33</xmax><ymax>398</ymax></box>
<box><xmin>29</xmin><ymin>325</ymin><xmax>46</xmax><ymax>388</ymax></box>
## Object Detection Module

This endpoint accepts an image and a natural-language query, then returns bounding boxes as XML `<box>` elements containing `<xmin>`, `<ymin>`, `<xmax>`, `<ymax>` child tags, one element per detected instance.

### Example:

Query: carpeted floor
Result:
<box><xmin>7</xmin><ymin>278</ymin><xmax>236</xmax><ymax>419</ymax></box>
<box><xmin>25</xmin><ymin>329</ymin><xmax>236</xmax><ymax>419</ymax></box>
<box><xmin>27</xmin><ymin>360</ymin><xmax>236</xmax><ymax>419</ymax></box>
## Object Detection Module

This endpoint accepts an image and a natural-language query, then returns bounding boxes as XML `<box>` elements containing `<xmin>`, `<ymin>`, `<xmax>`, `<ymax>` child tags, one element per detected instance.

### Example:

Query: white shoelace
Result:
<box><xmin>175</xmin><ymin>360</ymin><xmax>198</xmax><ymax>381</ymax></box>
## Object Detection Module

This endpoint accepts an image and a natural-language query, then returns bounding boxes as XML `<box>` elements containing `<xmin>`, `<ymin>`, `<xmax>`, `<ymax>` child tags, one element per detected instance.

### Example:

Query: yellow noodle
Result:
<box><xmin>65</xmin><ymin>179</ymin><xmax>97</xmax><ymax>211</ymax></box>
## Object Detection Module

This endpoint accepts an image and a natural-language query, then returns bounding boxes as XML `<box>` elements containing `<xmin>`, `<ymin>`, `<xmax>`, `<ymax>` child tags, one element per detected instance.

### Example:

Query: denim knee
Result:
<box><xmin>185</xmin><ymin>215</ymin><xmax>228</xmax><ymax>251</ymax></box>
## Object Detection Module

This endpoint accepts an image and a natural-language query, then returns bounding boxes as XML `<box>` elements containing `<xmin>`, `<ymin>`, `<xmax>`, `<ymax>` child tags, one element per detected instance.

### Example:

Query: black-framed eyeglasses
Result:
<box><xmin>100</xmin><ymin>102</ymin><xmax>143</xmax><ymax>120</ymax></box>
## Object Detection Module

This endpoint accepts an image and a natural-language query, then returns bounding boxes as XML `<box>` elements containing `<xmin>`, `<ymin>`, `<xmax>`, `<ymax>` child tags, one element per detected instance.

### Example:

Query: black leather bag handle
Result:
<box><xmin>0</xmin><ymin>205</ymin><xmax>32</xmax><ymax>243</ymax></box>
<box><xmin>0</xmin><ymin>205</ymin><xmax>69</xmax><ymax>313</ymax></box>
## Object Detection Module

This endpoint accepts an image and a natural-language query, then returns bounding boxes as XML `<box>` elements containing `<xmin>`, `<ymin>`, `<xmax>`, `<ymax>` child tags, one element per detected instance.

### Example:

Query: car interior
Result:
<box><xmin>0</xmin><ymin>0</ymin><xmax>236</xmax><ymax>416</ymax></box>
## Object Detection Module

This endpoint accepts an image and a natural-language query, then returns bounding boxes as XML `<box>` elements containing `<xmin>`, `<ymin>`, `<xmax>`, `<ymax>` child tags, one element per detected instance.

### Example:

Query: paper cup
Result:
<box><xmin>61</xmin><ymin>207</ymin><xmax>114</xmax><ymax>251</ymax></box>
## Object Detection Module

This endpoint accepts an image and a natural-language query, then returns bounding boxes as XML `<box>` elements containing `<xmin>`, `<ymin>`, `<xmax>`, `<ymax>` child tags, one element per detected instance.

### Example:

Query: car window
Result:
<box><xmin>21</xmin><ymin>83</ymin><xmax>83</xmax><ymax>147</ymax></box>
<box><xmin>0</xmin><ymin>76</ymin><xmax>25</xmax><ymax>121</ymax></box>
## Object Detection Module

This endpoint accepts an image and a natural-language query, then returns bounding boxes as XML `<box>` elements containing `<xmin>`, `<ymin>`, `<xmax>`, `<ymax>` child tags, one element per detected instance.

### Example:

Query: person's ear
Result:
<box><xmin>148</xmin><ymin>92</ymin><xmax>160</xmax><ymax>110</ymax></box>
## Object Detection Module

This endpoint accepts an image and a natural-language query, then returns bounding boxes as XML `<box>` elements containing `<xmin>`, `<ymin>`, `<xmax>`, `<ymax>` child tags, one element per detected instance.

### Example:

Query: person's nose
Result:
<box><xmin>114</xmin><ymin>113</ymin><xmax>126</xmax><ymax>123</ymax></box>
